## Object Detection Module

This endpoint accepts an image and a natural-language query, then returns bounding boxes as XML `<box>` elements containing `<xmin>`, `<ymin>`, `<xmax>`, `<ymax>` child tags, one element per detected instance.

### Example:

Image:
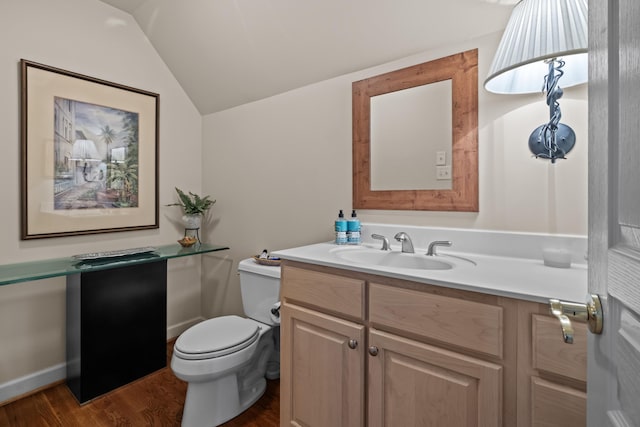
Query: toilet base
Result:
<box><xmin>181</xmin><ymin>373</ymin><xmax>267</xmax><ymax>427</ymax></box>
<box><xmin>265</xmin><ymin>327</ymin><xmax>281</xmax><ymax>380</ymax></box>
<box><xmin>175</xmin><ymin>324</ymin><xmax>278</xmax><ymax>427</ymax></box>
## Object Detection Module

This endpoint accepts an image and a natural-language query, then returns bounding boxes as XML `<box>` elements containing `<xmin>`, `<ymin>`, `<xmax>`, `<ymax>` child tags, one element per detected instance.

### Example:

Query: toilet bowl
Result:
<box><xmin>171</xmin><ymin>258</ymin><xmax>281</xmax><ymax>427</ymax></box>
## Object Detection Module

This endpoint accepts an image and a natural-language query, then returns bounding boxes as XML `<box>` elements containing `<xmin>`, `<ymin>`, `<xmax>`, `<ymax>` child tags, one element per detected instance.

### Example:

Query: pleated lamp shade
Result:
<box><xmin>484</xmin><ymin>0</ymin><xmax>588</xmax><ymax>94</ymax></box>
<box><xmin>71</xmin><ymin>139</ymin><xmax>101</xmax><ymax>161</ymax></box>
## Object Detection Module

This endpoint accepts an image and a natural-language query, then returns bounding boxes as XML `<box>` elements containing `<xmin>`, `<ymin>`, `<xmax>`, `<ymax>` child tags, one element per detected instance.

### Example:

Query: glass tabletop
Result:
<box><xmin>0</xmin><ymin>243</ymin><xmax>229</xmax><ymax>286</ymax></box>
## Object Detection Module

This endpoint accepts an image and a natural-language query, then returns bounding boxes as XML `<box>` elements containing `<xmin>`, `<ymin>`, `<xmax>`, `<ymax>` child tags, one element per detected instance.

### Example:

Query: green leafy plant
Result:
<box><xmin>107</xmin><ymin>159</ymin><xmax>139</xmax><ymax>207</ymax></box>
<box><xmin>166</xmin><ymin>187</ymin><xmax>216</xmax><ymax>215</ymax></box>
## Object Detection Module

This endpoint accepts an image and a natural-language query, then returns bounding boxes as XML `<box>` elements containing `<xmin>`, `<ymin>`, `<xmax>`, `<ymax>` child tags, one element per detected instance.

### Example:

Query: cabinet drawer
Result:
<box><xmin>282</xmin><ymin>265</ymin><xmax>365</xmax><ymax>320</ymax></box>
<box><xmin>369</xmin><ymin>283</ymin><xmax>503</xmax><ymax>357</ymax></box>
<box><xmin>532</xmin><ymin>314</ymin><xmax>587</xmax><ymax>382</ymax></box>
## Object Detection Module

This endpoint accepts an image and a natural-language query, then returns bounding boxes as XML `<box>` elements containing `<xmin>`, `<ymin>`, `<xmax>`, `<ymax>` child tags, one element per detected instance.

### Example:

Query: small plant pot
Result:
<box><xmin>182</xmin><ymin>214</ymin><xmax>202</xmax><ymax>229</ymax></box>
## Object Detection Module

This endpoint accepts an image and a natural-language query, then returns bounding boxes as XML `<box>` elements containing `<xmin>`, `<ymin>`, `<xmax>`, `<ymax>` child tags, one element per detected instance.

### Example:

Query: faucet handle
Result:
<box><xmin>426</xmin><ymin>240</ymin><xmax>452</xmax><ymax>256</ymax></box>
<box><xmin>371</xmin><ymin>234</ymin><xmax>391</xmax><ymax>250</ymax></box>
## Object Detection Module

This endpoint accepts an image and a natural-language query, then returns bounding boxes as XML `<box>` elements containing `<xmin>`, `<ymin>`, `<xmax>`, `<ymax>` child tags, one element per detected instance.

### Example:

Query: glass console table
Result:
<box><xmin>0</xmin><ymin>243</ymin><xmax>229</xmax><ymax>403</ymax></box>
<box><xmin>0</xmin><ymin>243</ymin><xmax>229</xmax><ymax>286</ymax></box>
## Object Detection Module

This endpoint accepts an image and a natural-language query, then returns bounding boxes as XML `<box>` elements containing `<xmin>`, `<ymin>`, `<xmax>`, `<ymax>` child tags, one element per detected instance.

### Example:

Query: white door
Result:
<box><xmin>588</xmin><ymin>0</ymin><xmax>640</xmax><ymax>426</ymax></box>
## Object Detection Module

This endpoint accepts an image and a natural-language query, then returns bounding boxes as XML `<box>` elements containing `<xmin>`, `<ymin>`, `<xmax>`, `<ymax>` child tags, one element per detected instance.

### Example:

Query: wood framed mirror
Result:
<box><xmin>352</xmin><ymin>49</ymin><xmax>478</xmax><ymax>211</ymax></box>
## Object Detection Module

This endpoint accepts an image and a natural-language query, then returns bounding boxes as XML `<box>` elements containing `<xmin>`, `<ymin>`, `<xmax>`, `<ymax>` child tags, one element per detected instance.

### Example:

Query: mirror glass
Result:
<box><xmin>370</xmin><ymin>80</ymin><xmax>452</xmax><ymax>191</ymax></box>
<box><xmin>352</xmin><ymin>49</ymin><xmax>478</xmax><ymax>211</ymax></box>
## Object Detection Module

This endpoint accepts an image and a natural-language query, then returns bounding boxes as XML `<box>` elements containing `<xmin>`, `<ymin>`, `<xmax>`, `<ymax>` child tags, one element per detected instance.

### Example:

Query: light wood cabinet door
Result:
<box><xmin>530</xmin><ymin>377</ymin><xmax>586</xmax><ymax>427</ymax></box>
<box><xmin>280</xmin><ymin>302</ymin><xmax>365</xmax><ymax>427</ymax></box>
<box><xmin>367</xmin><ymin>329</ymin><xmax>502</xmax><ymax>427</ymax></box>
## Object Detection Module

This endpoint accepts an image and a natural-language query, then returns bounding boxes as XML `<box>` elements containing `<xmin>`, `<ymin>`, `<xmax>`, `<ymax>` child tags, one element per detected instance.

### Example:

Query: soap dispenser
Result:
<box><xmin>335</xmin><ymin>210</ymin><xmax>347</xmax><ymax>245</ymax></box>
<box><xmin>347</xmin><ymin>210</ymin><xmax>361</xmax><ymax>245</ymax></box>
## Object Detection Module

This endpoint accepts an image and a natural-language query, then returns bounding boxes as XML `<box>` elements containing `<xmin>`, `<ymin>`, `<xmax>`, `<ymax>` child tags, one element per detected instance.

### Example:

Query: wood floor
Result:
<box><xmin>0</xmin><ymin>340</ymin><xmax>280</xmax><ymax>427</ymax></box>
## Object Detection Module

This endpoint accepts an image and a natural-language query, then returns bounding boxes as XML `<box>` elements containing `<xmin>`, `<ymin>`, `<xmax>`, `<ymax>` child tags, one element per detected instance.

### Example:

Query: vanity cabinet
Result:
<box><xmin>280</xmin><ymin>261</ymin><xmax>586</xmax><ymax>427</ymax></box>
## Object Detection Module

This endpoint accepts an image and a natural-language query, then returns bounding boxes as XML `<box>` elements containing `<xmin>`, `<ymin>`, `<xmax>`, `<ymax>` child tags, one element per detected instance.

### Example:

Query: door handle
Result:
<box><xmin>549</xmin><ymin>294</ymin><xmax>603</xmax><ymax>344</ymax></box>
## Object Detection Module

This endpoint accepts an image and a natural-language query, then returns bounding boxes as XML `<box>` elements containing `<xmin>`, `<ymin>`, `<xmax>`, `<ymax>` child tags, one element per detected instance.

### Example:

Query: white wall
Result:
<box><xmin>0</xmin><ymin>0</ymin><xmax>205</xmax><ymax>391</ymax></box>
<box><xmin>201</xmin><ymin>32</ymin><xmax>588</xmax><ymax>317</ymax></box>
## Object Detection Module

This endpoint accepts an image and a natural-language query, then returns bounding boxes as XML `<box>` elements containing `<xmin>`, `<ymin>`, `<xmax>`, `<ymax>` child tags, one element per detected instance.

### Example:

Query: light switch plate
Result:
<box><xmin>436</xmin><ymin>151</ymin><xmax>446</xmax><ymax>166</ymax></box>
<box><xmin>436</xmin><ymin>165</ymin><xmax>451</xmax><ymax>180</ymax></box>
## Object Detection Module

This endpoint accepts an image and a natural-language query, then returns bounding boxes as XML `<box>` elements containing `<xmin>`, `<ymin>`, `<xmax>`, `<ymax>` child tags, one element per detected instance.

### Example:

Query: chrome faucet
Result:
<box><xmin>426</xmin><ymin>240</ymin><xmax>452</xmax><ymax>256</ymax></box>
<box><xmin>394</xmin><ymin>232</ymin><xmax>415</xmax><ymax>253</ymax></box>
<box><xmin>371</xmin><ymin>234</ymin><xmax>391</xmax><ymax>251</ymax></box>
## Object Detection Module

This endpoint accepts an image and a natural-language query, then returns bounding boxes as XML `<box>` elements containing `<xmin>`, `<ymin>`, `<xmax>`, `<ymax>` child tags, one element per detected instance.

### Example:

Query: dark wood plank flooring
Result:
<box><xmin>0</xmin><ymin>340</ymin><xmax>279</xmax><ymax>427</ymax></box>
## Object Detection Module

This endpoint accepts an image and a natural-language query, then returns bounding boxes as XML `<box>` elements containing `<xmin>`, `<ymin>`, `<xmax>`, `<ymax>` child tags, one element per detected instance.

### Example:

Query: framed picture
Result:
<box><xmin>20</xmin><ymin>59</ymin><xmax>159</xmax><ymax>239</ymax></box>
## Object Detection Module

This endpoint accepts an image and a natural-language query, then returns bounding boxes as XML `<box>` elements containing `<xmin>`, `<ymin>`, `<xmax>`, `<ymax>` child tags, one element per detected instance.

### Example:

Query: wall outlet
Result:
<box><xmin>436</xmin><ymin>165</ymin><xmax>451</xmax><ymax>180</ymax></box>
<box><xmin>436</xmin><ymin>151</ymin><xmax>446</xmax><ymax>166</ymax></box>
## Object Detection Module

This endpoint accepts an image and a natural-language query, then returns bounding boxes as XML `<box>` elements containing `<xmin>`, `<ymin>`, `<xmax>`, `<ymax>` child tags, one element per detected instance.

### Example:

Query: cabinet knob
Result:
<box><xmin>368</xmin><ymin>346</ymin><xmax>379</xmax><ymax>356</ymax></box>
<box><xmin>348</xmin><ymin>339</ymin><xmax>358</xmax><ymax>349</ymax></box>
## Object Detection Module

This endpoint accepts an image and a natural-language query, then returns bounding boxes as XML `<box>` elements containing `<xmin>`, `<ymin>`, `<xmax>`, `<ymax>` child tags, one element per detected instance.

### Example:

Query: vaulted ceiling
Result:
<box><xmin>99</xmin><ymin>0</ymin><xmax>514</xmax><ymax>115</ymax></box>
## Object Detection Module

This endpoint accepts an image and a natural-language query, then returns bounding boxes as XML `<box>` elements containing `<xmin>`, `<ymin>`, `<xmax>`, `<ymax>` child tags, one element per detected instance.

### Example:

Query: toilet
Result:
<box><xmin>171</xmin><ymin>258</ymin><xmax>281</xmax><ymax>427</ymax></box>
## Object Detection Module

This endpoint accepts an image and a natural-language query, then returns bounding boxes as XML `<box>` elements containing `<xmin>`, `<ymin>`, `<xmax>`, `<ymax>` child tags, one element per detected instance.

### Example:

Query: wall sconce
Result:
<box><xmin>484</xmin><ymin>0</ymin><xmax>588</xmax><ymax>163</ymax></box>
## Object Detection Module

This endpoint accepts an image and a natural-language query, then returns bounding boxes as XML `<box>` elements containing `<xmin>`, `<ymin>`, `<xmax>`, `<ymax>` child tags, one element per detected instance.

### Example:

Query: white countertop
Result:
<box><xmin>273</xmin><ymin>225</ymin><xmax>588</xmax><ymax>304</ymax></box>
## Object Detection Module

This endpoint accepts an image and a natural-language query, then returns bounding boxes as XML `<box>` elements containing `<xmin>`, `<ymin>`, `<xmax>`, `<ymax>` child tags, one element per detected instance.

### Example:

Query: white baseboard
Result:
<box><xmin>1</xmin><ymin>319</ymin><xmax>206</xmax><ymax>404</ymax></box>
<box><xmin>0</xmin><ymin>363</ymin><xmax>66</xmax><ymax>404</ymax></box>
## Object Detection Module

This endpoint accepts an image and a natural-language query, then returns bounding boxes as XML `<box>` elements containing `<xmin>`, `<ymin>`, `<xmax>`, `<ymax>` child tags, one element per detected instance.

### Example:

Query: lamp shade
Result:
<box><xmin>70</xmin><ymin>139</ymin><xmax>101</xmax><ymax>161</ymax></box>
<box><xmin>484</xmin><ymin>0</ymin><xmax>588</xmax><ymax>94</ymax></box>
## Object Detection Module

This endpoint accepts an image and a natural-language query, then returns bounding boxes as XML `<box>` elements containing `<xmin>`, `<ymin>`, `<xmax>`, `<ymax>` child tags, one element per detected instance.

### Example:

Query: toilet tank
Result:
<box><xmin>238</xmin><ymin>258</ymin><xmax>281</xmax><ymax>325</ymax></box>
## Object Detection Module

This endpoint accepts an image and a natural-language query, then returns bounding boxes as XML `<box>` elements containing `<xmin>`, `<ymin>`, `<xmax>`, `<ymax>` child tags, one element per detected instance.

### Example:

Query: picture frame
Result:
<box><xmin>20</xmin><ymin>59</ymin><xmax>159</xmax><ymax>239</ymax></box>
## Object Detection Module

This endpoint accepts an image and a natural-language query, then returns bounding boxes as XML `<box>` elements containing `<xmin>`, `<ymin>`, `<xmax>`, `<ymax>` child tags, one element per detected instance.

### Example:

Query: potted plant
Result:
<box><xmin>167</xmin><ymin>187</ymin><xmax>216</xmax><ymax>229</ymax></box>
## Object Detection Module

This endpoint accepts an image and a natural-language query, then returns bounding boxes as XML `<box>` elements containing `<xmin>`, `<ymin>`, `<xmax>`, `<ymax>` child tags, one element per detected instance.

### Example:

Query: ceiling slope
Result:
<box><xmin>99</xmin><ymin>0</ymin><xmax>511</xmax><ymax>115</ymax></box>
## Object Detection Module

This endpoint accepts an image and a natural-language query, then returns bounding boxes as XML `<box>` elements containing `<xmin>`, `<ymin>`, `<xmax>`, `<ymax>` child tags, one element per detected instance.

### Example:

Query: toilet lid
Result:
<box><xmin>174</xmin><ymin>315</ymin><xmax>260</xmax><ymax>360</ymax></box>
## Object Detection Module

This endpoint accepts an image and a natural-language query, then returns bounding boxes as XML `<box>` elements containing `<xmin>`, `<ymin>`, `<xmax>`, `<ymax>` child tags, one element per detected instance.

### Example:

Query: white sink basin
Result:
<box><xmin>331</xmin><ymin>247</ymin><xmax>453</xmax><ymax>270</ymax></box>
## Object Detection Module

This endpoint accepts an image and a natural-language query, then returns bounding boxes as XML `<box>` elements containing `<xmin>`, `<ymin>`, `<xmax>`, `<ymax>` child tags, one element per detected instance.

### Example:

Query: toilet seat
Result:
<box><xmin>174</xmin><ymin>315</ymin><xmax>260</xmax><ymax>360</ymax></box>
